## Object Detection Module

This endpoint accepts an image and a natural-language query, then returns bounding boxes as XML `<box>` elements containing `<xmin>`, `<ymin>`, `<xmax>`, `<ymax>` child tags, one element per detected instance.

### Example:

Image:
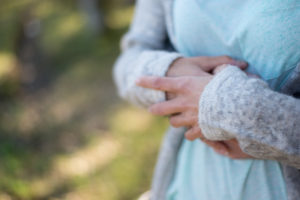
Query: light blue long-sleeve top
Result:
<box><xmin>166</xmin><ymin>0</ymin><xmax>300</xmax><ymax>199</ymax></box>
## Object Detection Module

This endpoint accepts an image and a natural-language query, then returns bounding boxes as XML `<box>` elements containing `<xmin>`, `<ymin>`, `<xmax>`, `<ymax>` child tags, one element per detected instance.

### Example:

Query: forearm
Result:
<box><xmin>114</xmin><ymin>47</ymin><xmax>181</xmax><ymax>107</ymax></box>
<box><xmin>113</xmin><ymin>0</ymin><xmax>182</xmax><ymax>107</ymax></box>
<box><xmin>199</xmin><ymin>66</ymin><xmax>300</xmax><ymax>167</ymax></box>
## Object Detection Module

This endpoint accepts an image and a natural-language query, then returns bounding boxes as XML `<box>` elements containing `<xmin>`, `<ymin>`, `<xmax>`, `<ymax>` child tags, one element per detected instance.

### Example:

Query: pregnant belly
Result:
<box><xmin>167</xmin><ymin>140</ymin><xmax>287</xmax><ymax>200</ymax></box>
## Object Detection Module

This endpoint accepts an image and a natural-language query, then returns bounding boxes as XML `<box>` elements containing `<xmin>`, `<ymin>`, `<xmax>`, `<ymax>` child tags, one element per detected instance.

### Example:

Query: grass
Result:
<box><xmin>0</xmin><ymin>1</ymin><xmax>168</xmax><ymax>199</ymax></box>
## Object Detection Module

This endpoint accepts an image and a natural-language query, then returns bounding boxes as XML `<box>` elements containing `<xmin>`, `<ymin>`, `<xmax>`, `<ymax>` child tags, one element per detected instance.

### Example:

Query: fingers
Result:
<box><xmin>169</xmin><ymin>113</ymin><xmax>197</xmax><ymax>128</ymax></box>
<box><xmin>136</xmin><ymin>76</ymin><xmax>182</xmax><ymax>93</ymax></box>
<box><xmin>185</xmin><ymin>126</ymin><xmax>205</xmax><ymax>141</ymax></box>
<box><xmin>186</xmin><ymin>127</ymin><xmax>253</xmax><ymax>159</ymax></box>
<box><xmin>185</xmin><ymin>126</ymin><xmax>229</xmax><ymax>154</ymax></box>
<box><xmin>222</xmin><ymin>139</ymin><xmax>254</xmax><ymax>159</ymax></box>
<box><xmin>191</xmin><ymin>56</ymin><xmax>248</xmax><ymax>72</ymax></box>
<box><xmin>149</xmin><ymin>99</ymin><xmax>186</xmax><ymax>116</ymax></box>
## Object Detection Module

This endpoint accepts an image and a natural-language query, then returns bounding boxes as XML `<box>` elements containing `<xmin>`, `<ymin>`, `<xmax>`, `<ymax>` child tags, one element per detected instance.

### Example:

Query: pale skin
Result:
<box><xmin>136</xmin><ymin>56</ymin><xmax>254</xmax><ymax>159</ymax></box>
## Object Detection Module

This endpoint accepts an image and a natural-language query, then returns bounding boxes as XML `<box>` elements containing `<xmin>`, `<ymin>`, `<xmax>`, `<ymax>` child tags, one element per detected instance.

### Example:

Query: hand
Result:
<box><xmin>167</xmin><ymin>56</ymin><xmax>247</xmax><ymax>77</ymax></box>
<box><xmin>186</xmin><ymin>126</ymin><xmax>253</xmax><ymax>159</ymax></box>
<box><xmin>136</xmin><ymin>64</ymin><xmax>253</xmax><ymax>159</ymax></box>
<box><xmin>137</xmin><ymin>61</ymin><xmax>239</xmax><ymax>155</ymax></box>
<box><xmin>166</xmin><ymin>56</ymin><xmax>248</xmax><ymax>99</ymax></box>
<box><xmin>167</xmin><ymin>58</ymin><xmax>251</xmax><ymax>159</ymax></box>
<box><xmin>136</xmin><ymin>74</ymin><xmax>213</xmax><ymax>122</ymax></box>
<box><xmin>137</xmin><ymin>64</ymin><xmax>256</xmax><ymax>129</ymax></box>
<box><xmin>137</xmin><ymin>74</ymin><xmax>233</xmax><ymax>155</ymax></box>
<box><xmin>183</xmin><ymin>64</ymin><xmax>256</xmax><ymax>159</ymax></box>
<box><xmin>137</xmin><ymin>57</ymin><xmax>247</xmax><ymax>118</ymax></box>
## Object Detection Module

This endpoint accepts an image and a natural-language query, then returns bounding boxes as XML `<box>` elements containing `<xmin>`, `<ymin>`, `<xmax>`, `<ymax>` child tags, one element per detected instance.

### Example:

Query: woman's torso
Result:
<box><xmin>173</xmin><ymin>0</ymin><xmax>300</xmax><ymax>89</ymax></box>
<box><xmin>167</xmin><ymin>0</ymin><xmax>300</xmax><ymax>199</ymax></box>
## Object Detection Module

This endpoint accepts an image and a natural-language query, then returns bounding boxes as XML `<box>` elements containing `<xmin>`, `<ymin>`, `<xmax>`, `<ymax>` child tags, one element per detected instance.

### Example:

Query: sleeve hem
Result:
<box><xmin>198</xmin><ymin>66</ymin><xmax>246</xmax><ymax>140</ymax></box>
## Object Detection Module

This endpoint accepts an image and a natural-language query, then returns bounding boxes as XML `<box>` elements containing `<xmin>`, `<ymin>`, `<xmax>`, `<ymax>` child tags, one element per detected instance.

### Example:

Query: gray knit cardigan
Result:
<box><xmin>113</xmin><ymin>0</ymin><xmax>300</xmax><ymax>199</ymax></box>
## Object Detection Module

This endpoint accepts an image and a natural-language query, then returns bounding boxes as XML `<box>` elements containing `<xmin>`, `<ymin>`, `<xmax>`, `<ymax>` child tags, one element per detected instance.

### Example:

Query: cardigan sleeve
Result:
<box><xmin>113</xmin><ymin>0</ymin><xmax>182</xmax><ymax>107</ymax></box>
<box><xmin>198</xmin><ymin>66</ymin><xmax>300</xmax><ymax>168</ymax></box>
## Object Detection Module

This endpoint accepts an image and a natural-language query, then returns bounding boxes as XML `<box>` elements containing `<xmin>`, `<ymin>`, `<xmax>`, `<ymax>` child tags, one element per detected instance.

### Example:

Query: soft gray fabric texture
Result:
<box><xmin>113</xmin><ymin>0</ymin><xmax>300</xmax><ymax>199</ymax></box>
<box><xmin>113</xmin><ymin>0</ymin><xmax>181</xmax><ymax>107</ymax></box>
<box><xmin>199</xmin><ymin>66</ymin><xmax>300</xmax><ymax>168</ymax></box>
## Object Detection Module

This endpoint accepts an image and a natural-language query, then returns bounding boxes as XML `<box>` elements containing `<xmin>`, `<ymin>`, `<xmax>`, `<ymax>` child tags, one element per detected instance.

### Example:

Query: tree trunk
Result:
<box><xmin>77</xmin><ymin>0</ymin><xmax>104</xmax><ymax>35</ymax></box>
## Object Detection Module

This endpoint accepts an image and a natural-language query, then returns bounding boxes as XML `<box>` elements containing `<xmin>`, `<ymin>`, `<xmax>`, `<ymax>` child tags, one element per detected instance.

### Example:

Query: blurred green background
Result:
<box><xmin>0</xmin><ymin>1</ymin><xmax>168</xmax><ymax>199</ymax></box>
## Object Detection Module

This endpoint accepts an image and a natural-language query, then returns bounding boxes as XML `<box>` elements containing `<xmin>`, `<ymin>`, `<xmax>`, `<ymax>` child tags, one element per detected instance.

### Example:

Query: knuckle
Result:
<box><xmin>153</xmin><ymin>78</ymin><xmax>163</xmax><ymax>89</ymax></box>
<box><xmin>178</xmin><ymin>78</ymin><xmax>189</xmax><ymax>90</ymax></box>
<box><xmin>169</xmin><ymin>117</ymin><xmax>181</xmax><ymax>127</ymax></box>
<box><xmin>170</xmin><ymin>99</ymin><xmax>184</xmax><ymax>111</ymax></box>
<box><xmin>179</xmin><ymin>98</ymin><xmax>188</xmax><ymax>107</ymax></box>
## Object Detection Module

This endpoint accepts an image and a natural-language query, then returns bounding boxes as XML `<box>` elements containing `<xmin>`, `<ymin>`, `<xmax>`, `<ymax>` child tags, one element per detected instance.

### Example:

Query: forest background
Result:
<box><xmin>0</xmin><ymin>1</ymin><xmax>168</xmax><ymax>199</ymax></box>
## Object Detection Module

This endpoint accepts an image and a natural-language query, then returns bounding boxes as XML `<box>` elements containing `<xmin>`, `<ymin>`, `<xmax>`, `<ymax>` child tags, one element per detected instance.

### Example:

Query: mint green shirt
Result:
<box><xmin>167</xmin><ymin>140</ymin><xmax>286</xmax><ymax>200</ymax></box>
<box><xmin>166</xmin><ymin>0</ymin><xmax>300</xmax><ymax>199</ymax></box>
